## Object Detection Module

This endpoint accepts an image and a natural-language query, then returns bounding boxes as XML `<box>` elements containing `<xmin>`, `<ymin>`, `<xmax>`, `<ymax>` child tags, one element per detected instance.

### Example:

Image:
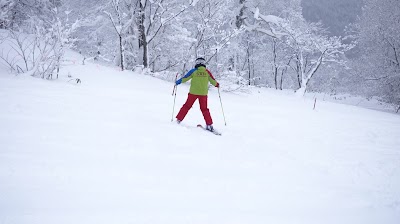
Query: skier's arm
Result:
<box><xmin>206</xmin><ymin>69</ymin><xmax>218</xmax><ymax>87</ymax></box>
<box><xmin>176</xmin><ymin>68</ymin><xmax>196</xmax><ymax>85</ymax></box>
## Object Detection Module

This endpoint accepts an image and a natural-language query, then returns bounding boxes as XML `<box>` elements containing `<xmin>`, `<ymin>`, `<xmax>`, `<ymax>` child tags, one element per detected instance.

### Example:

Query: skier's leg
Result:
<box><xmin>199</xmin><ymin>95</ymin><xmax>213</xmax><ymax>125</ymax></box>
<box><xmin>176</xmin><ymin>93</ymin><xmax>197</xmax><ymax>121</ymax></box>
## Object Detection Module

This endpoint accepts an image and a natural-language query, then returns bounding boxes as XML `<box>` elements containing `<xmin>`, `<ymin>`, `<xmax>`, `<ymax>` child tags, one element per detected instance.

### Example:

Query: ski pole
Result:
<box><xmin>171</xmin><ymin>73</ymin><xmax>179</xmax><ymax>122</ymax></box>
<box><xmin>172</xmin><ymin>73</ymin><xmax>178</xmax><ymax>96</ymax></box>
<box><xmin>218</xmin><ymin>88</ymin><xmax>227</xmax><ymax>126</ymax></box>
<box><xmin>171</xmin><ymin>86</ymin><xmax>177</xmax><ymax>122</ymax></box>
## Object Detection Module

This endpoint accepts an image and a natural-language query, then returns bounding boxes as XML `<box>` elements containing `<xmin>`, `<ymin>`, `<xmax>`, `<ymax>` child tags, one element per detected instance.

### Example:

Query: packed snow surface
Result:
<box><xmin>1</xmin><ymin>51</ymin><xmax>400</xmax><ymax>224</ymax></box>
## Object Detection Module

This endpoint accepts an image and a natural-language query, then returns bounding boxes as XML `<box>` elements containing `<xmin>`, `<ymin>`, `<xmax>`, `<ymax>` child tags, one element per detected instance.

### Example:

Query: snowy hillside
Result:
<box><xmin>1</xmin><ymin>50</ymin><xmax>400</xmax><ymax>224</ymax></box>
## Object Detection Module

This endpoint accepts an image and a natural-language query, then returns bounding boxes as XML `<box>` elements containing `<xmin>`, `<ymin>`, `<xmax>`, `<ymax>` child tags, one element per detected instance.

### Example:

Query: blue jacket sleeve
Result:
<box><xmin>176</xmin><ymin>68</ymin><xmax>197</xmax><ymax>85</ymax></box>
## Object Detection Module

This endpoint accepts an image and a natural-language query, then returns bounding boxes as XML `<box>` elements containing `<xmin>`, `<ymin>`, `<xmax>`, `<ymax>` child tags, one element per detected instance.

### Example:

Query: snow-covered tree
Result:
<box><xmin>0</xmin><ymin>0</ymin><xmax>62</xmax><ymax>31</ymax></box>
<box><xmin>0</xmin><ymin>1</ymin><xmax>79</xmax><ymax>79</ymax></box>
<box><xmin>185</xmin><ymin>0</ymin><xmax>241</xmax><ymax>67</ymax></box>
<box><xmin>280</xmin><ymin>13</ymin><xmax>352</xmax><ymax>95</ymax></box>
<box><xmin>229</xmin><ymin>0</ymin><xmax>301</xmax><ymax>88</ymax></box>
<box><xmin>0</xmin><ymin>0</ymin><xmax>360</xmax><ymax>98</ymax></box>
<box><xmin>0</xmin><ymin>0</ymin><xmax>14</xmax><ymax>28</ymax></box>
<box><xmin>352</xmin><ymin>0</ymin><xmax>400</xmax><ymax>109</ymax></box>
<box><xmin>134</xmin><ymin>0</ymin><xmax>193</xmax><ymax>69</ymax></box>
<box><xmin>104</xmin><ymin>0</ymin><xmax>127</xmax><ymax>70</ymax></box>
<box><xmin>246</xmin><ymin>5</ymin><xmax>351</xmax><ymax>94</ymax></box>
<box><xmin>60</xmin><ymin>0</ymin><xmax>114</xmax><ymax>64</ymax></box>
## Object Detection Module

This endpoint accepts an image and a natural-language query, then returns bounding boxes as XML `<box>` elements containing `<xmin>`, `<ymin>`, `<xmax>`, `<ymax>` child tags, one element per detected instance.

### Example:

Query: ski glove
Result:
<box><xmin>215</xmin><ymin>82</ymin><xmax>220</xmax><ymax>88</ymax></box>
<box><xmin>175</xmin><ymin>79</ymin><xmax>182</xmax><ymax>85</ymax></box>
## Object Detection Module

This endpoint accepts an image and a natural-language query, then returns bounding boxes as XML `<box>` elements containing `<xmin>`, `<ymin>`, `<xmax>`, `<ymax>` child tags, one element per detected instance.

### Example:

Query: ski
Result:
<box><xmin>197</xmin><ymin>124</ymin><xmax>222</xmax><ymax>136</ymax></box>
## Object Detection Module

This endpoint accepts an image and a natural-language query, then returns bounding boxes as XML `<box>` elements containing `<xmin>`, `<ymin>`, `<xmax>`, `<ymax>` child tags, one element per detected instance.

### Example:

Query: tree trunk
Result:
<box><xmin>296</xmin><ymin>51</ymin><xmax>325</xmax><ymax>96</ymax></box>
<box><xmin>296</xmin><ymin>85</ymin><xmax>307</xmax><ymax>96</ymax></box>
<box><xmin>280</xmin><ymin>67</ymin><xmax>287</xmax><ymax>90</ymax></box>
<box><xmin>247</xmin><ymin>46</ymin><xmax>251</xmax><ymax>85</ymax></box>
<box><xmin>119</xmin><ymin>34</ymin><xmax>124</xmax><ymax>71</ymax></box>
<box><xmin>272</xmin><ymin>38</ymin><xmax>278</xmax><ymax>89</ymax></box>
<box><xmin>56</xmin><ymin>55</ymin><xmax>61</xmax><ymax>78</ymax></box>
<box><xmin>138</xmin><ymin>1</ymin><xmax>148</xmax><ymax>68</ymax></box>
<box><xmin>296</xmin><ymin>59</ymin><xmax>302</xmax><ymax>88</ymax></box>
<box><xmin>143</xmin><ymin>40</ymin><xmax>148</xmax><ymax>68</ymax></box>
<box><xmin>280</xmin><ymin>57</ymin><xmax>291</xmax><ymax>90</ymax></box>
<box><xmin>235</xmin><ymin>0</ymin><xmax>246</xmax><ymax>28</ymax></box>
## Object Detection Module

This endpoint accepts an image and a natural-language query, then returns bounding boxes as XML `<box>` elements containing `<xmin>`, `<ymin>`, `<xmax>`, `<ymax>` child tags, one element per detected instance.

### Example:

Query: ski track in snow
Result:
<box><xmin>0</xmin><ymin>51</ymin><xmax>400</xmax><ymax>224</ymax></box>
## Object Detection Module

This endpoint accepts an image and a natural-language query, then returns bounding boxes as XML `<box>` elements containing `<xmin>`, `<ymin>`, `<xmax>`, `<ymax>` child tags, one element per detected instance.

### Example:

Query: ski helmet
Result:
<box><xmin>195</xmin><ymin>57</ymin><xmax>206</xmax><ymax>68</ymax></box>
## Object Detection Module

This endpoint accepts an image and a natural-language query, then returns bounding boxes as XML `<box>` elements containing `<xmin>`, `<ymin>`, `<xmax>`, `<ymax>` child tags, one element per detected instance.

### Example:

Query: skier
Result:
<box><xmin>175</xmin><ymin>57</ymin><xmax>219</xmax><ymax>131</ymax></box>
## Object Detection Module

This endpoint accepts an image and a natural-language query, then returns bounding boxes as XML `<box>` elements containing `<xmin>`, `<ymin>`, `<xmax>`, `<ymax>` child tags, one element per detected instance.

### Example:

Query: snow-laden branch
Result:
<box><xmin>244</xmin><ymin>7</ymin><xmax>287</xmax><ymax>38</ymax></box>
<box><xmin>104</xmin><ymin>10</ymin><xmax>121</xmax><ymax>35</ymax></box>
<box><xmin>147</xmin><ymin>3</ymin><xmax>189</xmax><ymax>45</ymax></box>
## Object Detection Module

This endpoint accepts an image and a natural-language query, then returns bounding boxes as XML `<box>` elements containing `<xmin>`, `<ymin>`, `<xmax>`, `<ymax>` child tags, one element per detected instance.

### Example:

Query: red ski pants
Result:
<box><xmin>176</xmin><ymin>93</ymin><xmax>213</xmax><ymax>125</ymax></box>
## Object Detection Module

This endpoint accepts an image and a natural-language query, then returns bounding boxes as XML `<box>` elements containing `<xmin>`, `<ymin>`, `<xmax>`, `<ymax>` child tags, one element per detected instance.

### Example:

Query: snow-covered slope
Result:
<box><xmin>1</xmin><ymin>51</ymin><xmax>400</xmax><ymax>224</ymax></box>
